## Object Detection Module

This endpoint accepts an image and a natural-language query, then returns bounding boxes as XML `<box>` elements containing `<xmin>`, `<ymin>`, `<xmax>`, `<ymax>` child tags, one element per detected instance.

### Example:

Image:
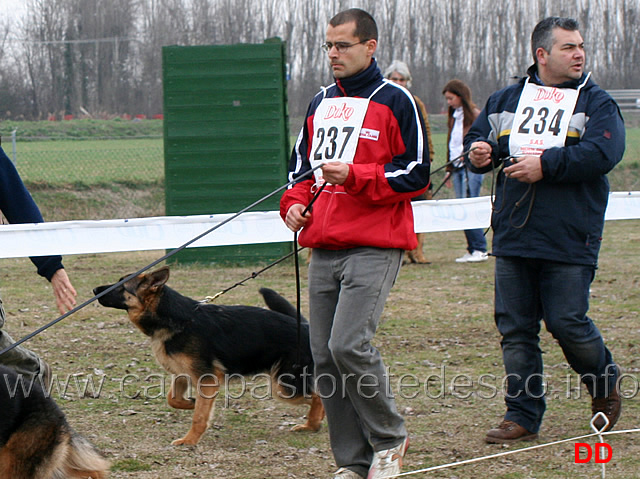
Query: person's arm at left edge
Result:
<box><xmin>0</xmin><ymin>148</ymin><xmax>77</xmax><ymax>313</ymax></box>
<box><xmin>342</xmin><ymin>90</ymin><xmax>430</xmax><ymax>204</ymax></box>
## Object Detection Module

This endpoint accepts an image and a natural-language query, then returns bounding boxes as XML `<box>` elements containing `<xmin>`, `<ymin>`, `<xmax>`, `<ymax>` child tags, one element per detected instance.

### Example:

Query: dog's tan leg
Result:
<box><xmin>291</xmin><ymin>394</ymin><xmax>325</xmax><ymax>432</ymax></box>
<box><xmin>171</xmin><ymin>375</ymin><xmax>220</xmax><ymax>446</ymax></box>
<box><xmin>167</xmin><ymin>374</ymin><xmax>195</xmax><ymax>410</ymax></box>
<box><xmin>412</xmin><ymin>233</ymin><xmax>430</xmax><ymax>263</ymax></box>
<box><xmin>403</xmin><ymin>250</ymin><xmax>414</xmax><ymax>264</ymax></box>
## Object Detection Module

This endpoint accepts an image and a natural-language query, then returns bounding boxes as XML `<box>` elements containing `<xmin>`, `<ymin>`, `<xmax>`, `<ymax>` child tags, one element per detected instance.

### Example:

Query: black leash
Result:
<box><xmin>485</xmin><ymin>155</ymin><xmax>537</xmax><ymax>233</ymax></box>
<box><xmin>429</xmin><ymin>147</ymin><xmax>477</xmax><ymax>199</ymax></box>
<box><xmin>200</xmin><ymin>248</ymin><xmax>306</xmax><ymax>303</ymax></box>
<box><xmin>0</xmin><ymin>164</ymin><xmax>324</xmax><ymax>358</ymax></box>
<box><xmin>430</xmin><ymin>147</ymin><xmax>477</xmax><ymax>175</ymax></box>
<box><xmin>431</xmin><ymin>171</ymin><xmax>451</xmax><ymax>198</ymax></box>
<box><xmin>494</xmin><ymin>156</ymin><xmax>536</xmax><ymax>229</ymax></box>
<box><xmin>292</xmin><ymin>181</ymin><xmax>327</xmax><ymax>367</ymax></box>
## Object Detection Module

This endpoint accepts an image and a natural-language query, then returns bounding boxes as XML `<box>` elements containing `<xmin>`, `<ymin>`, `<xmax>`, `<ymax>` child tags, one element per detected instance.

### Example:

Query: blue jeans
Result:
<box><xmin>451</xmin><ymin>168</ymin><xmax>486</xmax><ymax>253</ymax></box>
<box><xmin>494</xmin><ymin>257</ymin><xmax>618</xmax><ymax>433</ymax></box>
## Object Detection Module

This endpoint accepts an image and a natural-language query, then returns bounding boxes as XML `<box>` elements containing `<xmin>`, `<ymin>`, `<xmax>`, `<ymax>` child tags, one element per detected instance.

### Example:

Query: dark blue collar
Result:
<box><xmin>526</xmin><ymin>63</ymin><xmax>588</xmax><ymax>89</ymax></box>
<box><xmin>334</xmin><ymin>58</ymin><xmax>383</xmax><ymax>97</ymax></box>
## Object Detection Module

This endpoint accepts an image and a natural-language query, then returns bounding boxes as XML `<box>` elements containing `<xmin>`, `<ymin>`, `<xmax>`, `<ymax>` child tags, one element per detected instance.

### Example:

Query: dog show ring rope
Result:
<box><xmin>386</xmin><ymin>414</ymin><xmax>640</xmax><ymax>479</ymax></box>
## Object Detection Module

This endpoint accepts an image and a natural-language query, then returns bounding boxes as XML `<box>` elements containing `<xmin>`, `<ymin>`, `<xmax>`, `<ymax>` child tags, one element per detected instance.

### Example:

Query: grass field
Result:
<box><xmin>14</xmin><ymin>138</ymin><xmax>164</xmax><ymax>185</ymax></box>
<box><xmin>1</xmin><ymin>223</ymin><xmax>638</xmax><ymax>478</ymax></box>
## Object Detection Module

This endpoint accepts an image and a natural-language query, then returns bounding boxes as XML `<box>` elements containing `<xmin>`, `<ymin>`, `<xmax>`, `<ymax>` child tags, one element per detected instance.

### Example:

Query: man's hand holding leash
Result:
<box><xmin>285</xmin><ymin>162</ymin><xmax>349</xmax><ymax>233</ymax></box>
<box><xmin>469</xmin><ymin>141</ymin><xmax>543</xmax><ymax>184</ymax></box>
<box><xmin>503</xmin><ymin>155</ymin><xmax>544</xmax><ymax>184</ymax></box>
<box><xmin>285</xmin><ymin>204</ymin><xmax>309</xmax><ymax>232</ymax></box>
<box><xmin>468</xmin><ymin>141</ymin><xmax>493</xmax><ymax>168</ymax></box>
<box><xmin>321</xmin><ymin>161</ymin><xmax>350</xmax><ymax>185</ymax></box>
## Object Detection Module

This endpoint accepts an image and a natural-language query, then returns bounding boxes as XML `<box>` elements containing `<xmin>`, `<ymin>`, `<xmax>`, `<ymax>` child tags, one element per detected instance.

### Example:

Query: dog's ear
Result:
<box><xmin>147</xmin><ymin>267</ymin><xmax>170</xmax><ymax>292</ymax></box>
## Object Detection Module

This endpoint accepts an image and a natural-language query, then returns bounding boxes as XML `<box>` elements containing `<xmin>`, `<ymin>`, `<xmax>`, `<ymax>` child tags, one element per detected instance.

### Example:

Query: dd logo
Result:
<box><xmin>574</xmin><ymin>443</ymin><xmax>613</xmax><ymax>464</ymax></box>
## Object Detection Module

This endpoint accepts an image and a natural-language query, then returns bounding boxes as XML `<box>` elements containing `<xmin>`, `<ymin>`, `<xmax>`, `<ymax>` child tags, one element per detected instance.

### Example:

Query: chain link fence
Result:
<box><xmin>1</xmin><ymin>133</ymin><xmax>165</xmax><ymax>220</ymax></box>
<box><xmin>6</xmin><ymin>134</ymin><xmax>164</xmax><ymax>186</ymax></box>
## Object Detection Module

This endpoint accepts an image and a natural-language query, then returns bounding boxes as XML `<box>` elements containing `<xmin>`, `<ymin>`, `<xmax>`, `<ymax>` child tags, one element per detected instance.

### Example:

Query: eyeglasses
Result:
<box><xmin>389</xmin><ymin>76</ymin><xmax>406</xmax><ymax>82</ymax></box>
<box><xmin>321</xmin><ymin>39</ymin><xmax>369</xmax><ymax>53</ymax></box>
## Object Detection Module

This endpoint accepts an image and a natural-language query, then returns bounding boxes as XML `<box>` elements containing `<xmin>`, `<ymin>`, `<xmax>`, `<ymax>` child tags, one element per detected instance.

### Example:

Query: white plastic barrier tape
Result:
<box><xmin>1</xmin><ymin>192</ymin><xmax>638</xmax><ymax>259</ymax></box>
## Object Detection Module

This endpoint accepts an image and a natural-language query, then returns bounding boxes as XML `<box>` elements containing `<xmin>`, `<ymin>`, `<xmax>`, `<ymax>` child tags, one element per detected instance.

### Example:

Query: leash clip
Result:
<box><xmin>201</xmin><ymin>292</ymin><xmax>222</xmax><ymax>303</ymax></box>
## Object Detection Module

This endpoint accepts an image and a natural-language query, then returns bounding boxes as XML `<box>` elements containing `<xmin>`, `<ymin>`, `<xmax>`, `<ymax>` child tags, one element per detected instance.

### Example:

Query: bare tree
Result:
<box><xmin>2</xmin><ymin>0</ymin><xmax>640</xmax><ymax>120</ymax></box>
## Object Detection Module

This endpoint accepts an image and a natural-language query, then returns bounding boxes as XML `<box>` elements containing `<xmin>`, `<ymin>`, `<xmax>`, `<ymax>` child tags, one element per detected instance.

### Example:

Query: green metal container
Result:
<box><xmin>163</xmin><ymin>39</ymin><xmax>292</xmax><ymax>264</ymax></box>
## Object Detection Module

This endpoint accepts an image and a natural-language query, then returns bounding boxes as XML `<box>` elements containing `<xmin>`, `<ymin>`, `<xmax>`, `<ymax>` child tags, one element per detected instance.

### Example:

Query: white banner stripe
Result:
<box><xmin>1</xmin><ymin>192</ymin><xmax>638</xmax><ymax>259</ymax></box>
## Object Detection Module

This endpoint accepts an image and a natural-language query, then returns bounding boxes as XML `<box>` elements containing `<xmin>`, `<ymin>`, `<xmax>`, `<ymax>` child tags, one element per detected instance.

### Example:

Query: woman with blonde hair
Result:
<box><xmin>385</xmin><ymin>60</ymin><xmax>434</xmax><ymax>264</ymax></box>
<box><xmin>442</xmin><ymin>79</ymin><xmax>487</xmax><ymax>263</ymax></box>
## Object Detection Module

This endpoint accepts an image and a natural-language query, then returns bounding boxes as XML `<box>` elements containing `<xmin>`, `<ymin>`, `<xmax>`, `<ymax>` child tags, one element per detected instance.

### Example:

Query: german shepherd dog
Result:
<box><xmin>93</xmin><ymin>267</ymin><xmax>324</xmax><ymax>446</ymax></box>
<box><xmin>0</xmin><ymin>366</ymin><xmax>109</xmax><ymax>478</ymax></box>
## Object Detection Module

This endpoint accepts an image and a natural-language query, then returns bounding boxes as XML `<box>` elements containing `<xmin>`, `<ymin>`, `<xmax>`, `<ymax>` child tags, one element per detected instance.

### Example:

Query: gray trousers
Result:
<box><xmin>0</xmin><ymin>295</ymin><xmax>43</xmax><ymax>377</ymax></box>
<box><xmin>308</xmin><ymin>247</ymin><xmax>406</xmax><ymax>476</ymax></box>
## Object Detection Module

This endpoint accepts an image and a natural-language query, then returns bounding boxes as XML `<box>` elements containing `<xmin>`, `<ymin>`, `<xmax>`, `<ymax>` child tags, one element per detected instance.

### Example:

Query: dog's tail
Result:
<box><xmin>63</xmin><ymin>430</ymin><xmax>110</xmax><ymax>478</ymax></box>
<box><xmin>259</xmin><ymin>288</ymin><xmax>306</xmax><ymax>321</ymax></box>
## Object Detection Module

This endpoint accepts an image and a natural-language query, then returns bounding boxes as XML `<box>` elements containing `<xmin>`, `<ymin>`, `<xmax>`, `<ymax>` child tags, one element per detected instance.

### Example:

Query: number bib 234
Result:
<box><xmin>509</xmin><ymin>79</ymin><xmax>580</xmax><ymax>157</ymax></box>
<box><xmin>310</xmin><ymin>97</ymin><xmax>370</xmax><ymax>183</ymax></box>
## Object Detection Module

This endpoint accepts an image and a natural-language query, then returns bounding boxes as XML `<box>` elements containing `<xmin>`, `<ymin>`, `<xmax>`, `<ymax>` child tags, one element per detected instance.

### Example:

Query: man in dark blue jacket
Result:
<box><xmin>0</xmin><ymin>144</ymin><xmax>77</xmax><ymax>385</ymax></box>
<box><xmin>466</xmin><ymin>17</ymin><xmax>625</xmax><ymax>443</ymax></box>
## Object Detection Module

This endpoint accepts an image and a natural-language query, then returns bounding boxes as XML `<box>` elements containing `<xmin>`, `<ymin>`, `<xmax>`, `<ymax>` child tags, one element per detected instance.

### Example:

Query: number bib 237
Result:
<box><xmin>509</xmin><ymin>79</ymin><xmax>579</xmax><ymax>157</ymax></box>
<box><xmin>310</xmin><ymin>97</ymin><xmax>370</xmax><ymax>182</ymax></box>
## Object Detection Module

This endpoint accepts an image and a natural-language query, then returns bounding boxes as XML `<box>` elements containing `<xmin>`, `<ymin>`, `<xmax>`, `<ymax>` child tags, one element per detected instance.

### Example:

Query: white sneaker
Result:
<box><xmin>367</xmin><ymin>437</ymin><xmax>409</xmax><ymax>479</ymax></box>
<box><xmin>456</xmin><ymin>251</ymin><xmax>488</xmax><ymax>263</ymax></box>
<box><xmin>467</xmin><ymin>250</ymin><xmax>489</xmax><ymax>262</ymax></box>
<box><xmin>455</xmin><ymin>252</ymin><xmax>473</xmax><ymax>263</ymax></box>
<box><xmin>334</xmin><ymin>467</ymin><xmax>364</xmax><ymax>478</ymax></box>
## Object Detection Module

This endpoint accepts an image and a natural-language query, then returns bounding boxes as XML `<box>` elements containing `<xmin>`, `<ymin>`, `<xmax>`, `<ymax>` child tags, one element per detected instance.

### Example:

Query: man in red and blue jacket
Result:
<box><xmin>281</xmin><ymin>62</ymin><xmax>429</xmax><ymax>251</ymax></box>
<box><xmin>280</xmin><ymin>9</ymin><xmax>429</xmax><ymax>479</ymax></box>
